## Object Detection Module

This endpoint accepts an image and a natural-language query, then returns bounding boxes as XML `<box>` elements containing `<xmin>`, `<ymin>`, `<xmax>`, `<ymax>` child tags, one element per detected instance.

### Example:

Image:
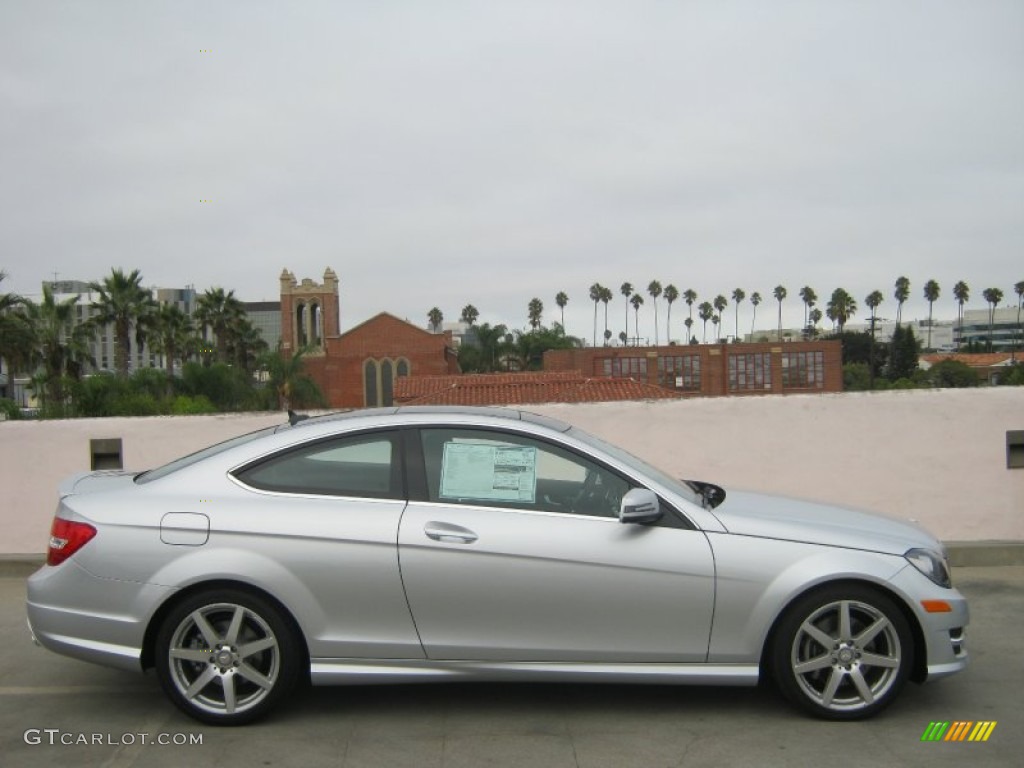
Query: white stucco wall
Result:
<box><xmin>1</xmin><ymin>388</ymin><xmax>1021</xmax><ymax>555</ymax></box>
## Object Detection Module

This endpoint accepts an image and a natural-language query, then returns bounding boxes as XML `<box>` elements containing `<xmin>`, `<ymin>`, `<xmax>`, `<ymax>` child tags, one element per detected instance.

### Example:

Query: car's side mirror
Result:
<box><xmin>619</xmin><ymin>488</ymin><xmax>662</xmax><ymax>524</ymax></box>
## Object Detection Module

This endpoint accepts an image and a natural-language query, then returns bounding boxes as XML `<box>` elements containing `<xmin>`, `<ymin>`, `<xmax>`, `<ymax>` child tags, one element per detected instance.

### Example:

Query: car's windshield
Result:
<box><xmin>134</xmin><ymin>426</ymin><xmax>280</xmax><ymax>483</ymax></box>
<box><xmin>566</xmin><ymin>426</ymin><xmax>703</xmax><ymax>506</ymax></box>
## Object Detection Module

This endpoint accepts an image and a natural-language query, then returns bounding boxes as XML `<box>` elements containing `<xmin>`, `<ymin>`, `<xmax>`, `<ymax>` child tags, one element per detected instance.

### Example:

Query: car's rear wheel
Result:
<box><xmin>155</xmin><ymin>589</ymin><xmax>300</xmax><ymax>725</ymax></box>
<box><xmin>770</xmin><ymin>585</ymin><xmax>913</xmax><ymax>720</ymax></box>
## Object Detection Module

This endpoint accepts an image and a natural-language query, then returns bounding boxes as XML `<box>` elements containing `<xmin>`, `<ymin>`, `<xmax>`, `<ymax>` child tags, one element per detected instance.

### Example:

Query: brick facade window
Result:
<box><xmin>782</xmin><ymin>351</ymin><xmax>824</xmax><ymax>389</ymax></box>
<box><xmin>657</xmin><ymin>355</ymin><xmax>701</xmax><ymax>391</ymax></box>
<box><xmin>365</xmin><ymin>357</ymin><xmax>412</xmax><ymax>407</ymax></box>
<box><xmin>728</xmin><ymin>353</ymin><xmax>772</xmax><ymax>392</ymax></box>
<box><xmin>595</xmin><ymin>357</ymin><xmax>648</xmax><ymax>378</ymax></box>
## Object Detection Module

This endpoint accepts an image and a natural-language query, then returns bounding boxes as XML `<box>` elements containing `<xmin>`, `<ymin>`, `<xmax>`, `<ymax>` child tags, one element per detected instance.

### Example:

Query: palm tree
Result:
<box><xmin>664</xmin><ymin>284</ymin><xmax>679</xmax><ymax>343</ymax></box>
<box><xmin>698</xmin><ymin>301</ymin><xmax>713</xmax><ymax>343</ymax></box>
<box><xmin>749</xmin><ymin>292</ymin><xmax>762</xmax><ymax>337</ymax></box>
<box><xmin>89</xmin><ymin>268</ymin><xmax>155</xmax><ymax>377</ymax></box>
<box><xmin>554</xmin><ymin>292</ymin><xmax>568</xmax><ymax>330</ymax></box>
<box><xmin>228</xmin><ymin>315</ymin><xmax>268</xmax><ymax>373</ymax></box>
<box><xmin>982</xmin><ymin>288</ymin><xmax>1003</xmax><ymax>350</ymax></box>
<box><xmin>630</xmin><ymin>293</ymin><xmax>644</xmax><ymax>342</ymax></box>
<box><xmin>684</xmin><ymin>317</ymin><xmax>694</xmax><ymax>343</ymax></box>
<box><xmin>808</xmin><ymin>308</ymin><xmax>823</xmax><ymax>336</ymax></box>
<box><xmin>713</xmin><ymin>295</ymin><xmax>727</xmax><ymax>342</ymax></box>
<box><xmin>0</xmin><ymin>272</ymin><xmax>32</xmax><ymax>390</ymax></box>
<box><xmin>23</xmin><ymin>285</ymin><xmax>94</xmax><ymax>412</ymax></box>
<box><xmin>711</xmin><ymin>314</ymin><xmax>720</xmax><ymax>340</ymax></box>
<box><xmin>799</xmin><ymin>286</ymin><xmax>817</xmax><ymax>332</ymax></box>
<box><xmin>589</xmin><ymin>283</ymin><xmax>603</xmax><ymax>347</ymax></box>
<box><xmin>683</xmin><ymin>289</ymin><xmax>697</xmax><ymax>332</ymax></box>
<box><xmin>260</xmin><ymin>347</ymin><xmax>326</xmax><ymax>411</ymax></box>
<box><xmin>731</xmin><ymin>288</ymin><xmax>745</xmax><ymax>341</ymax></box>
<box><xmin>773</xmin><ymin>285</ymin><xmax>787</xmax><ymax>340</ymax></box>
<box><xmin>471</xmin><ymin>322</ymin><xmax>510</xmax><ymax>372</ymax></box>
<box><xmin>620</xmin><ymin>283</ymin><xmax>633</xmax><ymax>343</ymax></box>
<box><xmin>864</xmin><ymin>290</ymin><xmax>883</xmax><ymax>335</ymax></box>
<box><xmin>599</xmin><ymin>287</ymin><xmax>613</xmax><ymax>344</ymax></box>
<box><xmin>923</xmin><ymin>280</ymin><xmax>940</xmax><ymax>350</ymax></box>
<box><xmin>527</xmin><ymin>298</ymin><xmax>544</xmax><ymax>330</ymax></box>
<box><xmin>865</xmin><ymin>290</ymin><xmax>883</xmax><ymax>387</ymax></box>
<box><xmin>953</xmin><ymin>281</ymin><xmax>969</xmax><ymax>350</ymax></box>
<box><xmin>196</xmin><ymin>287</ymin><xmax>244</xmax><ymax>363</ymax></box>
<box><xmin>826</xmin><ymin>288</ymin><xmax>857</xmax><ymax>333</ymax></box>
<box><xmin>150</xmin><ymin>303</ymin><xmax>193</xmax><ymax>384</ymax></box>
<box><xmin>647</xmin><ymin>281</ymin><xmax>662</xmax><ymax>346</ymax></box>
<box><xmin>427</xmin><ymin>307</ymin><xmax>443</xmax><ymax>333</ymax></box>
<box><xmin>894</xmin><ymin>276</ymin><xmax>910</xmax><ymax>326</ymax></box>
<box><xmin>618</xmin><ymin>331</ymin><xmax>627</xmax><ymax>346</ymax></box>
<box><xmin>460</xmin><ymin>304</ymin><xmax>479</xmax><ymax>326</ymax></box>
<box><xmin>1014</xmin><ymin>281</ymin><xmax>1024</xmax><ymax>361</ymax></box>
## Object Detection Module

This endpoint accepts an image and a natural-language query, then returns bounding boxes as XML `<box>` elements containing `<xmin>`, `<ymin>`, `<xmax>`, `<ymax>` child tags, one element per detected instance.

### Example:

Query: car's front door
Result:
<box><xmin>397</xmin><ymin>427</ymin><xmax>716</xmax><ymax>662</ymax></box>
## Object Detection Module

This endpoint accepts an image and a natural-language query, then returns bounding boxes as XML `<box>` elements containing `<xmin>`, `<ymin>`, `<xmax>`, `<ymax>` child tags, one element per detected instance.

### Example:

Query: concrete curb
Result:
<box><xmin>945</xmin><ymin>541</ymin><xmax>1024</xmax><ymax>568</ymax></box>
<box><xmin>1</xmin><ymin>541</ymin><xmax>1022</xmax><ymax>578</ymax></box>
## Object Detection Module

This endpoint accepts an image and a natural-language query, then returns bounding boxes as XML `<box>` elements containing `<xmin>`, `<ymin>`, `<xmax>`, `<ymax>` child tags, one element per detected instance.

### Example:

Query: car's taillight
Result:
<box><xmin>47</xmin><ymin>518</ymin><xmax>96</xmax><ymax>566</ymax></box>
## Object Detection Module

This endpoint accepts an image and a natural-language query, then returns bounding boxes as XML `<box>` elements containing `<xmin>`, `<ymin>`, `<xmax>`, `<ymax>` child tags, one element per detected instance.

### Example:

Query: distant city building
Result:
<box><xmin>439</xmin><ymin>320</ymin><xmax>474</xmax><ymax>348</ymax></box>
<box><xmin>955</xmin><ymin>307</ymin><xmax>1023</xmax><ymax>351</ymax></box>
<box><xmin>840</xmin><ymin>318</ymin><xmax>955</xmax><ymax>350</ymax></box>
<box><xmin>42</xmin><ymin>280</ymin><xmax>193</xmax><ymax>374</ymax></box>
<box><xmin>243</xmin><ymin>301</ymin><xmax>282</xmax><ymax>350</ymax></box>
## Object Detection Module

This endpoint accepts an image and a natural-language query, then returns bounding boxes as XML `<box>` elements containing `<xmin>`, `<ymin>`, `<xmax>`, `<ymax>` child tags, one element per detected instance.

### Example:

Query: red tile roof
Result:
<box><xmin>394</xmin><ymin>371</ymin><xmax>684</xmax><ymax>406</ymax></box>
<box><xmin>920</xmin><ymin>353</ymin><xmax>1014</xmax><ymax>368</ymax></box>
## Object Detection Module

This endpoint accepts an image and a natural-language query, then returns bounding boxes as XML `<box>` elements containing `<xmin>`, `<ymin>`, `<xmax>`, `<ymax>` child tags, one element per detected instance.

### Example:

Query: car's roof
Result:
<box><xmin>282</xmin><ymin>405</ymin><xmax>573</xmax><ymax>434</ymax></box>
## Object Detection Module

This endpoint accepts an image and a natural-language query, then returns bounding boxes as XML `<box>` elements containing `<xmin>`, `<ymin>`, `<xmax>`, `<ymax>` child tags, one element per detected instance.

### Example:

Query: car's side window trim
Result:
<box><xmin>231</xmin><ymin>428</ymin><xmax>406</xmax><ymax>501</ymax></box>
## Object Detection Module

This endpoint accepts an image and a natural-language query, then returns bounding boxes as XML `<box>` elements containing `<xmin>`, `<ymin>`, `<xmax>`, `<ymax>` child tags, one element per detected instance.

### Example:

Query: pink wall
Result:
<box><xmin>2</xmin><ymin>389</ymin><xmax>1021</xmax><ymax>555</ymax></box>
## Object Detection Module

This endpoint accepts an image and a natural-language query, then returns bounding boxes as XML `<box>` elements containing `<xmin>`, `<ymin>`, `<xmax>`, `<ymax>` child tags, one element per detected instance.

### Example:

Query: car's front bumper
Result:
<box><xmin>888</xmin><ymin>565</ymin><xmax>969</xmax><ymax>681</ymax></box>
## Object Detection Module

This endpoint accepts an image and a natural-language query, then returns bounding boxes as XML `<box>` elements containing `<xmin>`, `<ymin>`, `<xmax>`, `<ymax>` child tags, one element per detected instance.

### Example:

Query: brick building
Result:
<box><xmin>279</xmin><ymin>269</ymin><xmax>458</xmax><ymax>408</ymax></box>
<box><xmin>394</xmin><ymin>371</ymin><xmax>686</xmax><ymax>406</ymax></box>
<box><xmin>544</xmin><ymin>340</ymin><xmax>843</xmax><ymax>396</ymax></box>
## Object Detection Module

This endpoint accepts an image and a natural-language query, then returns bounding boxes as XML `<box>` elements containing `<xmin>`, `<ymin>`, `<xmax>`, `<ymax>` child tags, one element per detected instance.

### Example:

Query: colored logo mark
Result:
<box><xmin>921</xmin><ymin>721</ymin><xmax>996</xmax><ymax>742</ymax></box>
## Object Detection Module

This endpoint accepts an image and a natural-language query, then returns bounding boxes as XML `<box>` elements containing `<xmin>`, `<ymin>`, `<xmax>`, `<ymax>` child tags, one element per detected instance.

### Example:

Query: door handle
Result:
<box><xmin>424</xmin><ymin>522</ymin><xmax>478</xmax><ymax>544</ymax></box>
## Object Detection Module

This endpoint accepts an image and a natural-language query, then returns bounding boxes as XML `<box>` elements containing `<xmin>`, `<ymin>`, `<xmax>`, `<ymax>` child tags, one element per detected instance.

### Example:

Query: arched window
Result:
<box><xmin>311</xmin><ymin>303</ymin><xmax>322</xmax><ymax>346</ymax></box>
<box><xmin>381</xmin><ymin>359</ymin><xmax>394</xmax><ymax>406</ymax></box>
<box><xmin>364</xmin><ymin>360</ymin><xmax>379</xmax><ymax>407</ymax></box>
<box><xmin>296</xmin><ymin>303</ymin><xmax>307</xmax><ymax>347</ymax></box>
<box><xmin>397</xmin><ymin>358</ymin><xmax>410</xmax><ymax>377</ymax></box>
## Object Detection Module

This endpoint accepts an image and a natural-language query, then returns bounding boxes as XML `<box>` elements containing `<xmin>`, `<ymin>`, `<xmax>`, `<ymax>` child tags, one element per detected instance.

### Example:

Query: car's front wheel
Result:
<box><xmin>155</xmin><ymin>589</ymin><xmax>301</xmax><ymax>725</ymax></box>
<box><xmin>770</xmin><ymin>585</ymin><xmax>913</xmax><ymax>720</ymax></box>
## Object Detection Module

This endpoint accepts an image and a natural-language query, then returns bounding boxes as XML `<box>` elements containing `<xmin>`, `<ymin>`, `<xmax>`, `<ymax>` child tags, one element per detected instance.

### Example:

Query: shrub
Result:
<box><xmin>928</xmin><ymin>360</ymin><xmax>979</xmax><ymax>388</ymax></box>
<box><xmin>0</xmin><ymin>397</ymin><xmax>20</xmax><ymax>420</ymax></box>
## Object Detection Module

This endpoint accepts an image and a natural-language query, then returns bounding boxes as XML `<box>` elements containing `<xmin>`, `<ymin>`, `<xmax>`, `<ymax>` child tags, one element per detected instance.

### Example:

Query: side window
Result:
<box><xmin>420</xmin><ymin>428</ymin><xmax>630</xmax><ymax>518</ymax></box>
<box><xmin>235</xmin><ymin>432</ymin><xmax>402</xmax><ymax>499</ymax></box>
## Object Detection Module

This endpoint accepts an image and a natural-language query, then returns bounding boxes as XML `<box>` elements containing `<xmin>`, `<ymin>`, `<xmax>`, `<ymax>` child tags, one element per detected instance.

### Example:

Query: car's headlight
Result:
<box><xmin>905</xmin><ymin>548</ymin><xmax>952</xmax><ymax>588</ymax></box>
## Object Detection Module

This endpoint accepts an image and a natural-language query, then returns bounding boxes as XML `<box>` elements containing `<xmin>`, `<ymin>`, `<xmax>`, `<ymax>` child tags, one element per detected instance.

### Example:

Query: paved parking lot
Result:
<box><xmin>2</xmin><ymin>568</ymin><xmax>1022</xmax><ymax>768</ymax></box>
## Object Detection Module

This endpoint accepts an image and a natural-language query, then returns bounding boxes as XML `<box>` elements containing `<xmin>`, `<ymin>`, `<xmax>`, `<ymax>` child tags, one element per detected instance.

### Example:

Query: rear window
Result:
<box><xmin>134</xmin><ymin>426</ymin><xmax>279</xmax><ymax>484</ymax></box>
<box><xmin>233</xmin><ymin>431</ymin><xmax>402</xmax><ymax>499</ymax></box>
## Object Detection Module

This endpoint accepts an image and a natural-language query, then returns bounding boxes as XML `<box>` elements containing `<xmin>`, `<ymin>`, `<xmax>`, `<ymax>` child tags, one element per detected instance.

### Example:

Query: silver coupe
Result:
<box><xmin>27</xmin><ymin>406</ymin><xmax>968</xmax><ymax>725</ymax></box>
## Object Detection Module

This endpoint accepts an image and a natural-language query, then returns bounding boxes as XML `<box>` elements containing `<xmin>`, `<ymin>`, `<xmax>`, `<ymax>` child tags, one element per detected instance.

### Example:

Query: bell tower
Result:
<box><xmin>279</xmin><ymin>267</ymin><xmax>340</xmax><ymax>355</ymax></box>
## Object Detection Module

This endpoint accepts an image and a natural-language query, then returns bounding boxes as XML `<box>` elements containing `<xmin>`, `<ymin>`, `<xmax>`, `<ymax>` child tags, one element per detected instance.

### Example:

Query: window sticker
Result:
<box><xmin>439</xmin><ymin>442</ymin><xmax>537</xmax><ymax>503</ymax></box>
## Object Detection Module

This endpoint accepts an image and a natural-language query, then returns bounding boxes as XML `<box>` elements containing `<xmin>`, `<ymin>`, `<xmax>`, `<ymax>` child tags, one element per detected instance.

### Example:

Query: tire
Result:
<box><xmin>770</xmin><ymin>584</ymin><xmax>913</xmax><ymax>720</ymax></box>
<box><xmin>155</xmin><ymin>589</ymin><xmax>301</xmax><ymax>726</ymax></box>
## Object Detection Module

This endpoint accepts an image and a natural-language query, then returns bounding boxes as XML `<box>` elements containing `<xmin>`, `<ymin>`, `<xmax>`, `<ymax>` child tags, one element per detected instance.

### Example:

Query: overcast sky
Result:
<box><xmin>2</xmin><ymin>0</ymin><xmax>1021</xmax><ymax>340</ymax></box>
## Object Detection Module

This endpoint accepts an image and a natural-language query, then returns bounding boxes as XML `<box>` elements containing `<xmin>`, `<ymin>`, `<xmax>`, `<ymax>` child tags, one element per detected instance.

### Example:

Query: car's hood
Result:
<box><xmin>709</xmin><ymin>489</ymin><xmax>943</xmax><ymax>556</ymax></box>
<box><xmin>58</xmin><ymin>470</ymin><xmax>138</xmax><ymax>499</ymax></box>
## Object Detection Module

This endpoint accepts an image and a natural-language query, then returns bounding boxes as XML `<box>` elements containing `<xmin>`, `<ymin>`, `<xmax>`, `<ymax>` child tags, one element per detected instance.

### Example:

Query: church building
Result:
<box><xmin>279</xmin><ymin>268</ymin><xmax>459</xmax><ymax>408</ymax></box>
